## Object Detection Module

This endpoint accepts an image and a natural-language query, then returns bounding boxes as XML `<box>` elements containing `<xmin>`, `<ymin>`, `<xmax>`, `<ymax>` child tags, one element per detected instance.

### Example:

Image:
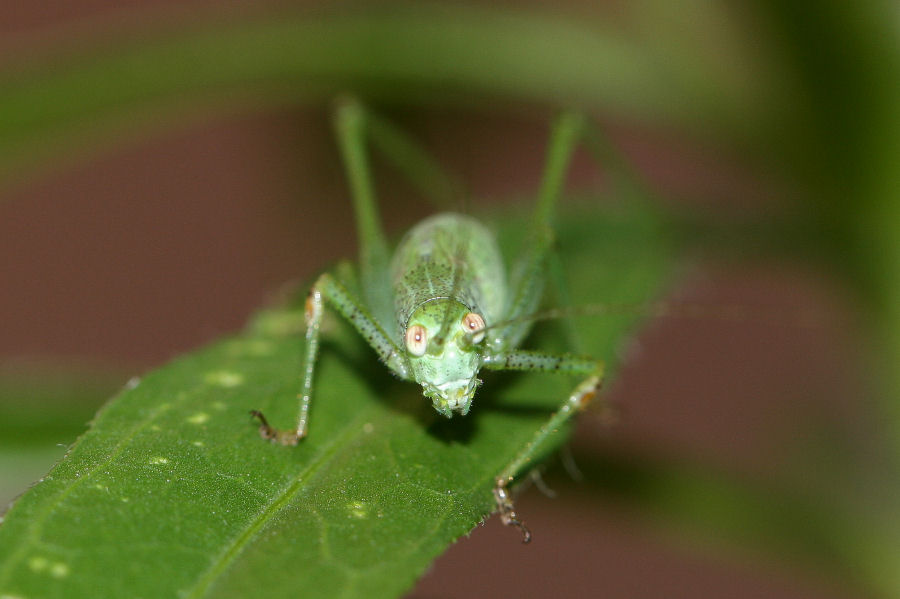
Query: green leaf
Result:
<box><xmin>0</xmin><ymin>367</ymin><xmax>121</xmax><ymax>447</ymax></box>
<box><xmin>0</xmin><ymin>367</ymin><xmax>122</xmax><ymax>507</ymax></box>
<box><xmin>0</xmin><ymin>203</ymin><xmax>676</xmax><ymax>599</ymax></box>
<box><xmin>0</xmin><ymin>5</ymin><xmax>782</xmax><ymax>188</ymax></box>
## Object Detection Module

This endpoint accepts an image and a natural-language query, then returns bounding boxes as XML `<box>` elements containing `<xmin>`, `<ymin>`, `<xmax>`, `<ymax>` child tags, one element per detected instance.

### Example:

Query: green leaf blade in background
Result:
<box><xmin>0</xmin><ymin>5</ymin><xmax>785</xmax><ymax>189</ymax></box>
<box><xmin>0</xmin><ymin>205</ymin><xmax>676</xmax><ymax>599</ymax></box>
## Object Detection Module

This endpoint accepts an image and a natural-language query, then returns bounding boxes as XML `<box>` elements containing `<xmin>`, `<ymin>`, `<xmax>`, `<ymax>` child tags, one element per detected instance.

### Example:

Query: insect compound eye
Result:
<box><xmin>404</xmin><ymin>324</ymin><xmax>428</xmax><ymax>357</ymax></box>
<box><xmin>461</xmin><ymin>312</ymin><xmax>486</xmax><ymax>344</ymax></box>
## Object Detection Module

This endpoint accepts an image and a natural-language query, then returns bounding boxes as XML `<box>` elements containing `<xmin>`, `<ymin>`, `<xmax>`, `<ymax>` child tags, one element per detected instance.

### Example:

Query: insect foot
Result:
<box><xmin>249</xmin><ymin>410</ymin><xmax>302</xmax><ymax>446</ymax></box>
<box><xmin>493</xmin><ymin>476</ymin><xmax>532</xmax><ymax>544</ymax></box>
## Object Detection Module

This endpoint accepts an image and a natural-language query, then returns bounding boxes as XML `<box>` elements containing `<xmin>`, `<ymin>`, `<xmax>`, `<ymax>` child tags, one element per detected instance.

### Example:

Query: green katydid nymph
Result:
<box><xmin>251</xmin><ymin>100</ymin><xmax>604</xmax><ymax>543</ymax></box>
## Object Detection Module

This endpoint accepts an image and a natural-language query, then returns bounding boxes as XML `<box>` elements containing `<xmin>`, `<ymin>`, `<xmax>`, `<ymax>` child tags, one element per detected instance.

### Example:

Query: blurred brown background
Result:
<box><xmin>0</xmin><ymin>2</ymin><xmax>873</xmax><ymax>598</ymax></box>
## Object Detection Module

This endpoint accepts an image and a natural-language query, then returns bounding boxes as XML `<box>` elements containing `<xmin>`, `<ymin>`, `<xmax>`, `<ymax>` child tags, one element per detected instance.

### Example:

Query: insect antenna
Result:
<box><xmin>466</xmin><ymin>300</ymin><xmax>823</xmax><ymax>344</ymax></box>
<box><xmin>432</xmin><ymin>161</ymin><xmax>476</xmax><ymax>349</ymax></box>
<box><xmin>433</xmin><ymin>222</ymin><xmax>472</xmax><ymax>348</ymax></box>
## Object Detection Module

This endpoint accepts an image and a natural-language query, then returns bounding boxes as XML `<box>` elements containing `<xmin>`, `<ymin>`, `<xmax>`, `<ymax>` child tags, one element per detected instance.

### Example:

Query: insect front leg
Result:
<box><xmin>252</xmin><ymin>272</ymin><xmax>408</xmax><ymax>445</ymax></box>
<box><xmin>483</xmin><ymin>350</ymin><xmax>604</xmax><ymax>542</ymax></box>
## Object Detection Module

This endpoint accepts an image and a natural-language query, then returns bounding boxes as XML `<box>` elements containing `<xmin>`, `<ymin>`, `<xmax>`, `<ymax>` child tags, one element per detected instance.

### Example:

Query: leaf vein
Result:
<box><xmin>182</xmin><ymin>409</ymin><xmax>374</xmax><ymax>599</ymax></box>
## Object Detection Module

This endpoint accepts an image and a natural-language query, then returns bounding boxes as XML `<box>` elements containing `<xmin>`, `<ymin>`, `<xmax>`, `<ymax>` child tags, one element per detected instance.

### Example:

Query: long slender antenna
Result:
<box><xmin>466</xmin><ymin>300</ymin><xmax>822</xmax><ymax>343</ymax></box>
<box><xmin>435</xmin><ymin>223</ymin><xmax>470</xmax><ymax>347</ymax></box>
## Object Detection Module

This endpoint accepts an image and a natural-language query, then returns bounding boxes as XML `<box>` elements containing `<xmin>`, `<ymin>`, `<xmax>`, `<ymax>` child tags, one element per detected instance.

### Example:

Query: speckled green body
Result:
<box><xmin>390</xmin><ymin>213</ymin><xmax>507</xmax><ymax>416</ymax></box>
<box><xmin>391</xmin><ymin>213</ymin><xmax>506</xmax><ymax>336</ymax></box>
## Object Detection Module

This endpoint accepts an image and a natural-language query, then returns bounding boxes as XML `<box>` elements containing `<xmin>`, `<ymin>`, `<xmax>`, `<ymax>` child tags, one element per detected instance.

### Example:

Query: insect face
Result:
<box><xmin>404</xmin><ymin>300</ymin><xmax>486</xmax><ymax>418</ymax></box>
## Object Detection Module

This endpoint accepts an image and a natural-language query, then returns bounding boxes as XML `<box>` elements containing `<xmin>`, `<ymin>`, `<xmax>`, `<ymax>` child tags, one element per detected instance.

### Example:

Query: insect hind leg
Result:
<box><xmin>504</xmin><ymin>112</ymin><xmax>586</xmax><ymax>346</ymax></box>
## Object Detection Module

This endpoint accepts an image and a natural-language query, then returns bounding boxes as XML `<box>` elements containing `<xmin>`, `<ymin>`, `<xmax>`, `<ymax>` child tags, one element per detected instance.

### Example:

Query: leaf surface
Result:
<box><xmin>0</xmin><ymin>204</ymin><xmax>677</xmax><ymax>598</ymax></box>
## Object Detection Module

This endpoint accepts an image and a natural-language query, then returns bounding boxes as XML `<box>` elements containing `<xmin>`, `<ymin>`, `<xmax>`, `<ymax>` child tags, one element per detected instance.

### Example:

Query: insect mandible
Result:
<box><xmin>251</xmin><ymin>99</ymin><xmax>604</xmax><ymax>543</ymax></box>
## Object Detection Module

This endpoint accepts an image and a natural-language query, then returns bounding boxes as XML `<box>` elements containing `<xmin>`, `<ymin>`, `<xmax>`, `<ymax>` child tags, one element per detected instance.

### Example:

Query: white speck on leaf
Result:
<box><xmin>27</xmin><ymin>557</ymin><xmax>47</xmax><ymax>572</ymax></box>
<box><xmin>187</xmin><ymin>412</ymin><xmax>209</xmax><ymax>424</ymax></box>
<box><xmin>348</xmin><ymin>501</ymin><xmax>368</xmax><ymax>519</ymax></box>
<box><xmin>23</xmin><ymin>558</ymin><xmax>68</xmax><ymax>579</ymax></box>
<box><xmin>49</xmin><ymin>563</ymin><xmax>69</xmax><ymax>579</ymax></box>
<box><xmin>243</xmin><ymin>339</ymin><xmax>274</xmax><ymax>356</ymax></box>
<box><xmin>204</xmin><ymin>370</ymin><xmax>244</xmax><ymax>388</ymax></box>
<box><xmin>149</xmin><ymin>457</ymin><xmax>169</xmax><ymax>465</ymax></box>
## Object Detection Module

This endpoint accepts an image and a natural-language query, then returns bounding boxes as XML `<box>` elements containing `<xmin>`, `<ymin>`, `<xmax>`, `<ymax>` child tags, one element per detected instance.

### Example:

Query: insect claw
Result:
<box><xmin>501</xmin><ymin>511</ymin><xmax>532</xmax><ymax>544</ymax></box>
<box><xmin>517</xmin><ymin>520</ymin><xmax>532</xmax><ymax>544</ymax></box>
<box><xmin>249</xmin><ymin>409</ymin><xmax>269</xmax><ymax>428</ymax></box>
<box><xmin>493</xmin><ymin>478</ymin><xmax>532</xmax><ymax>544</ymax></box>
<box><xmin>250</xmin><ymin>410</ymin><xmax>302</xmax><ymax>445</ymax></box>
<box><xmin>249</xmin><ymin>409</ymin><xmax>276</xmax><ymax>440</ymax></box>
